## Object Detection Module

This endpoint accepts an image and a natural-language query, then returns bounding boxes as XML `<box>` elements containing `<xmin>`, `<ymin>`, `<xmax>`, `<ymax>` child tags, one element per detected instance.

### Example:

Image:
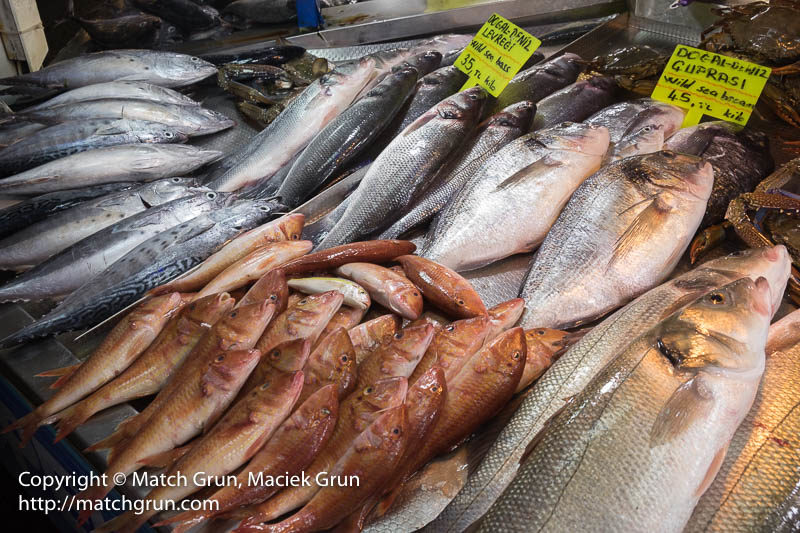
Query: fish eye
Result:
<box><xmin>271</xmin><ymin>349</ymin><xmax>280</xmax><ymax>359</ymax></box>
<box><xmin>662</xmin><ymin>150</ymin><xmax>676</xmax><ymax>158</ymax></box>
<box><xmin>291</xmin><ymin>234</ymin><xmax>300</xmax><ymax>239</ymax></box>
<box><xmin>206</xmin><ymin>192</ymin><xmax>217</xmax><ymax>199</ymax></box>
<box><xmin>412</xmin><ymin>291</ymin><xmax>419</xmax><ymax>297</ymax></box>
<box><xmin>340</xmin><ymin>355</ymin><xmax>348</xmax><ymax>363</ymax></box>
<box><xmin>259</xmin><ymin>206</ymin><xmax>270</xmax><ymax>212</ymax></box>
<box><xmin>445</xmin><ymin>325</ymin><xmax>455</xmax><ymax>332</ymax></box>
<box><xmin>457</xmin><ymin>299</ymin><xmax>465</xmax><ymax>306</ymax></box>
<box><xmin>394</xmin><ymin>332</ymin><xmax>403</xmax><ymax>339</ymax></box>
<box><xmin>260</xmin><ymin>382</ymin><xmax>270</xmax><ymax>390</ymax></box>
<box><xmin>216</xmin><ymin>355</ymin><xmax>225</xmax><ymax>361</ymax></box>
<box><xmin>431</xmin><ymin>385</ymin><xmax>439</xmax><ymax>393</ymax></box>
<box><xmin>512</xmin><ymin>351</ymin><xmax>521</xmax><ymax>360</ymax></box>
<box><xmin>165</xmin><ymin>131</ymin><xmax>173</xmax><ymax>137</ymax></box>
<box><xmin>230</xmin><ymin>311</ymin><xmax>237</xmax><ymax>317</ymax></box>
<box><xmin>172</xmin><ymin>177</ymin><xmax>181</xmax><ymax>182</ymax></box>
<box><xmin>709</xmin><ymin>293</ymin><xmax>725</xmax><ymax>304</ymax></box>
<box><xmin>365</xmin><ymin>386</ymin><xmax>373</xmax><ymax>394</ymax></box>
<box><xmin>191</xmin><ymin>56</ymin><xmax>199</xmax><ymax>61</ymax></box>
<box><xmin>233</xmin><ymin>225</ymin><xmax>243</xmax><ymax>230</ymax></box>
<box><xmin>537</xmin><ymin>330</ymin><xmax>545</xmax><ymax>335</ymax></box>
<box><xmin>392</xmin><ymin>428</ymin><xmax>400</xmax><ymax>435</ymax></box>
<box><xmin>299</xmin><ymin>298</ymin><xmax>307</xmax><ymax>305</ymax></box>
<box><xmin>269</xmin><ymin>295</ymin><xmax>277</xmax><ymax>301</ymax></box>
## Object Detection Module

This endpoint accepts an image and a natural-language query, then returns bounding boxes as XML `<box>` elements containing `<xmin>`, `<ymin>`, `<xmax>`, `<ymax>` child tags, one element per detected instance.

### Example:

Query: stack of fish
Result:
<box><xmin>4</xmin><ymin>218</ymin><xmax>570</xmax><ymax>533</ymax></box>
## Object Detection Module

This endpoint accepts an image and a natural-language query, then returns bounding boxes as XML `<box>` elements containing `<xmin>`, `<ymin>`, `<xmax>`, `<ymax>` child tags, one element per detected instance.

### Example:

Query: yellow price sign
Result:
<box><xmin>455</xmin><ymin>13</ymin><xmax>541</xmax><ymax>97</ymax></box>
<box><xmin>651</xmin><ymin>44</ymin><xmax>771</xmax><ymax>128</ymax></box>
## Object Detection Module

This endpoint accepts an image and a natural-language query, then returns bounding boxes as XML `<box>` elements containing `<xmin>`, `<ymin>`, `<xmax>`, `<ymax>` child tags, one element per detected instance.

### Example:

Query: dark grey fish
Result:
<box><xmin>0</xmin><ymin>119</ymin><xmax>188</xmax><ymax>176</ymax></box>
<box><xmin>0</xmin><ymin>199</ymin><xmax>282</xmax><ymax>347</ymax></box>
<box><xmin>317</xmin><ymin>87</ymin><xmax>486</xmax><ymax>249</ymax></box>
<box><xmin>379</xmin><ymin>100</ymin><xmax>535</xmax><ymax>240</ymax></box>
<box><xmin>0</xmin><ymin>182</ymin><xmax>137</xmax><ymax>239</ymax></box>
<box><xmin>200</xmin><ymin>44</ymin><xmax>306</xmax><ymax>66</ymax></box>
<box><xmin>664</xmin><ymin>121</ymin><xmax>774</xmax><ymax>226</ymax></box>
<box><xmin>0</xmin><ymin>122</ymin><xmax>46</xmax><ymax>147</ymax></box>
<box><xmin>0</xmin><ymin>49</ymin><xmax>218</xmax><ymax>90</ymax></box>
<box><xmin>0</xmin><ymin>190</ymin><xmax>226</xmax><ymax>302</ymax></box>
<box><xmin>277</xmin><ymin>66</ymin><xmax>420</xmax><ymax>207</ymax></box>
<box><xmin>0</xmin><ymin>177</ymin><xmax>200</xmax><ymax>269</ymax></box>
<box><xmin>132</xmin><ymin>0</ymin><xmax>221</xmax><ymax>31</ymax></box>
<box><xmin>73</xmin><ymin>12</ymin><xmax>162</xmax><ymax>49</ymax></box>
<box><xmin>487</xmin><ymin>52</ymin><xmax>584</xmax><ymax>114</ymax></box>
<box><xmin>531</xmin><ymin>76</ymin><xmax>617</xmax><ymax>130</ymax></box>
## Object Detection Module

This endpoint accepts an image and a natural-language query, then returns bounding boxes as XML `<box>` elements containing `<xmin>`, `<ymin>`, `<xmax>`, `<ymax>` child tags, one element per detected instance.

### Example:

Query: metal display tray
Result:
<box><xmin>2</xmin><ymin>10</ymin><xmax>797</xmax><ymax>532</ymax></box>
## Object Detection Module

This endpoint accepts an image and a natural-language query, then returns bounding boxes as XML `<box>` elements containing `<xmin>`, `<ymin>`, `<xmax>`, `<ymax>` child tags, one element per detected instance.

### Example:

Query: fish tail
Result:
<box><xmin>83</xmin><ymin>417</ymin><xmax>136</xmax><ymax>453</ymax></box>
<box><xmin>136</xmin><ymin>444</ymin><xmax>190</xmax><ymax>469</ymax></box>
<box><xmin>52</xmin><ymin>403</ymin><xmax>94</xmax><ymax>443</ymax></box>
<box><xmin>76</xmin><ymin>482</ymin><xmax>113</xmax><ymax>525</ymax></box>
<box><xmin>2</xmin><ymin>410</ymin><xmax>43</xmax><ymax>447</ymax></box>
<box><xmin>36</xmin><ymin>362</ymin><xmax>81</xmax><ymax>389</ymax></box>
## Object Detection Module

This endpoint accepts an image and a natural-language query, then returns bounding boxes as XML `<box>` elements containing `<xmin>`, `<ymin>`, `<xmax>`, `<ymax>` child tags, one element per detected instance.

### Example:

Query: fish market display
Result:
<box><xmin>318</xmin><ymin>88</ymin><xmax>486</xmax><ymax>248</ymax></box>
<box><xmin>0</xmin><ymin>144</ymin><xmax>222</xmax><ymax>196</ymax></box>
<box><xmin>0</xmin><ymin>49</ymin><xmax>217</xmax><ymax>89</ymax></box>
<box><xmin>478</xmin><ymin>276</ymin><xmax>772</xmax><ymax>532</ymax></box>
<box><xmin>519</xmin><ymin>151</ymin><xmax>714</xmax><ymax>329</ymax></box>
<box><xmin>421</xmin><ymin>122</ymin><xmax>610</xmax><ymax>271</ymax></box>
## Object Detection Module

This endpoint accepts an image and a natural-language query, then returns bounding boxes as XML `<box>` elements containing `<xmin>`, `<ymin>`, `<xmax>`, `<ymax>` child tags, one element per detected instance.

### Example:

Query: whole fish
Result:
<box><xmin>686</xmin><ymin>312</ymin><xmax>800</xmax><ymax>532</ymax></box>
<box><xmin>663</xmin><ymin>121</ymin><xmax>774</xmax><ymax>226</ymax></box>
<box><xmin>207</xmin><ymin>58</ymin><xmax>379</xmax><ymax>192</ymax></box>
<box><xmin>0</xmin><ymin>200</ymin><xmax>281</xmax><ymax>347</ymax></box>
<box><xmin>476</xmin><ymin>276</ymin><xmax>772</xmax><ymax>533</ymax></box>
<box><xmin>356</xmin><ymin>323</ymin><xmax>435</xmax><ymax>389</ymax></box>
<box><xmin>153</xmin><ymin>213</ymin><xmax>305</xmax><ymax>295</ymax></box>
<box><xmin>0</xmin><ymin>189</ymin><xmax>225</xmax><ymax>302</ymax></box>
<box><xmin>21</xmin><ymin>81</ymin><xmax>200</xmax><ymax>112</ymax></box>
<box><xmin>487</xmin><ymin>53</ymin><xmax>584</xmax><ymax>114</ymax></box>
<box><xmin>97</xmin><ymin>371</ymin><xmax>304</xmax><ymax>533</ymax></box>
<box><xmin>530</xmin><ymin>76</ymin><xmax>617</xmax><ymax>130</ymax></box>
<box><xmin>76</xmin><ymin>346</ymin><xmax>263</xmax><ymax>520</ymax></box>
<box><xmin>224</xmin><ymin>0</ymin><xmax>297</xmax><ymax>22</ymax></box>
<box><xmin>585</xmin><ymin>97</ymin><xmax>685</xmax><ymax>145</ymax></box>
<box><xmin>9</xmin><ymin>99</ymin><xmax>234</xmax><ymax>137</ymax></box>
<box><xmin>159</xmin><ymin>384</ymin><xmax>340</xmax><ymax>533</ymax></box>
<box><xmin>378</xmin><ymin>101</ymin><xmax>535</xmax><ymax>240</ymax></box>
<box><xmin>422</xmin><ymin>122</ymin><xmax>610</xmax><ymax>271</ymax></box>
<box><xmin>0</xmin><ymin>144</ymin><xmax>223</xmax><ymax>196</ymax></box>
<box><xmin>519</xmin><ymin>151</ymin><xmax>713</xmax><ymax>329</ymax></box>
<box><xmin>349</xmin><ymin>315</ymin><xmax>402</xmax><ymax>364</ymax></box>
<box><xmin>195</xmin><ymin>240</ymin><xmax>313</xmax><ymax>299</ymax></box>
<box><xmin>409</xmin><ymin>314</ymin><xmax>491</xmax><ymax>385</ymax></box>
<box><xmin>299</xmin><ymin>327</ymin><xmax>357</xmax><ymax>405</ymax></box>
<box><xmin>277</xmin><ymin>66</ymin><xmax>421</xmax><ymax>207</ymax></box>
<box><xmin>0</xmin><ymin>182</ymin><xmax>137</xmax><ymax>238</ymax></box>
<box><xmin>241</xmin><ymin>405</ymin><xmax>408</xmax><ymax>533</ymax></box>
<box><xmin>3</xmin><ymin>293</ymin><xmax>184</xmax><ymax>446</ymax></box>
<box><xmin>72</xmin><ymin>12</ymin><xmax>162</xmax><ymax>50</ymax></box>
<box><xmin>336</xmin><ymin>263</ymin><xmax>423</xmax><ymax>320</ymax></box>
<box><xmin>395</xmin><ymin>255</ymin><xmax>486</xmax><ymax>318</ymax></box>
<box><xmin>238</xmin><ymin>376</ymin><xmax>408</xmax><ymax>524</ymax></box>
<box><xmin>426</xmin><ymin>246</ymin><xmax>790</xmax><ymax>533</ymax></box>
<box><xmin>0</xmin><ymin>177</ymin><xmax>201</xmax><ymax>270</ymax></box>
<box><xmin>282</xmin><ymin>240</ymin><xmax>416</xmax><ymax>275</ymax></box>
<box><xmin>132</xmin><ymin>0</ymin><xmax>220</xmax><ymax>31</ymax></box>
<box><xmin>319</xmin><ymin>89</ymin><xmax>486</xmax><ymax>248</ymax></box>
<box><xmin>516</xmin><ymin>328</ymin><xmax>568</xmax><ymax>392</ymax></box>
<box><xmin>0</xmin><ymin>119</ymin><xmax>189</xmax><ymax>176</ymax></box>
<box><xmin>0</xmin><ymin>49</ymin><xmax>217</xmax><ymax>89</ymax></box>
<box><xmin>288</xmin><ymin>277</ymin><xmax>371</xmax><ymax>310</ymax></box>
<box><xmin>365</xmin><ymin>328</ymin><xmax>525</xmax><ymax>533</ymax></box>
<box><xmin>85</xmin><ymin>300</ymin><xmax>276</xmax><ymax>457</ymax></box>
<box><xmin>48</xmin><ymin>293</ymin><xmax>234</xmax><ymax>442</ymax></box>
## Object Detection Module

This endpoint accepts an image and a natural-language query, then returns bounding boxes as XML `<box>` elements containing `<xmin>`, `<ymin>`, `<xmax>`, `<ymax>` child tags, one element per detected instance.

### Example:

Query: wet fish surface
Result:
<box><xmin>530</xmin><ymin>76</ymin><xmax>617</xmax><ymax>130</ymax></box>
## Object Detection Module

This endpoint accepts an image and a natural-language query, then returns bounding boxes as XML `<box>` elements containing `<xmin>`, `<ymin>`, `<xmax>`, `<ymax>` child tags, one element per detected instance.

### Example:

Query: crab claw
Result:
<box><xmin>690</xmin><ymin>223</ymin><xmax>729</xmax><ymax>264</ymax></box>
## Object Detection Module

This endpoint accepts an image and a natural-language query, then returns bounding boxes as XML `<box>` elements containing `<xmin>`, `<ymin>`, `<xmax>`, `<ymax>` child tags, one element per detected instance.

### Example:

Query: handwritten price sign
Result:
<box><xmin>651</xmin><ymin>45</ymin><xmax>771</xmax><ymax>127</ymax></box>
<box><xmin>455</xmin><ymin>13</ymin><xmax>541</xmax><ymax>97</ymax></box>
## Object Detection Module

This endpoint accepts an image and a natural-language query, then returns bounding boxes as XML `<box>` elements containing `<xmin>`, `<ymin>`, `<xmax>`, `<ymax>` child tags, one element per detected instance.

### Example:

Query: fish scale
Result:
<box><xmin>424</xmin><ymin>246</ymin><xmax>790</xmax><ymax>533</ymax></box>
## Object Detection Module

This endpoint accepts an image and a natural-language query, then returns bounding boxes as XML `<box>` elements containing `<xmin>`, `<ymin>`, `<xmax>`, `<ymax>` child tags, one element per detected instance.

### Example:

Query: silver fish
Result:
<box><xmin>318</xmin><ymin>88</ymin><xmax>486</xmax><ymax>249</ymax></box>
<box><xmin>0</xmin><ymin>144</ymin><xmax>222</xmax><ymax>196</ymax></box>
<box><xmin>519</xmin><ymin>151</ymin><xmax>714</xmax><ymax>329</ymax></box>
<box><xmin>421</xmin><ymin>122</ymin><xmax>609</xmax><ymax>272</ymax></box>
<box><xmin>0</xmin><ymin>190</ymin><xmax>227</xmax><ymax>302</ymax></box>
<box><xmin>0</xmin><ymin>199</ymin><xmax>282</xmax><ymax>347</ymax></box>
<box><xmin>21</xmin><ymin>81</ymin><xmax>201</xmax><ymax>112</ymax></box>
<box><xmin>530</xmin><ymin>76</ymin><xmax>617</xmax><ymax>130</ymax></box>
<box><xmin>276</xmin><ymin>65</ymin><xmax>420</xmax><ymax>207</ymax></box>
<box><xmin>0</xmin><ymin>177</ymin><xmax>199</xmax><ymax>269</ymax></box>
<box><xmin>0</xmin><ymin>119</ymin><xmax>188</xmax><ymax>176</ymax></box>
<box><xmin>685</xmin><ymin>310</ymin><xmax>800</xmax><ymax>532</ymax></box>
<box><xmin>0</xmin><ymin>49</ymin><xmax>217</xmax><ymax>89</ymax></box>
<box><xmin>379</xmin><ymin>101</ymin><xmax>535</xmax><ymax>240</ymax></box>
<box><xmin>477</xmin><ymin>276</ymin><xmax>772</xmax><ymax>532</ymax></box>
<box><xmin>426</xmin><ymin>246</ymin><xmax>790</xmax><ymax>533</ymax></box>
<box><xmin>11</xmin><ymin>99</ymin><xmax>234</xmax><ymax>137</ymax></box>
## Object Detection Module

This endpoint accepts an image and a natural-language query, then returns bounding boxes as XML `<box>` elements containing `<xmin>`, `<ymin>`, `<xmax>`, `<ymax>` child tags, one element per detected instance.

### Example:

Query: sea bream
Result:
<box><xmin>518</xmin><ymin>151</ymin><xmax>714</xmax><ymax>329</ymax></box>
<box><xmin>426</xmin><ymin>246</ymin><xmax>790</xmax><ymax>533</ymax></box>
<box><xmin>0</xmin><ymin>189</ymin><xmax>227</xmax><ymax>302</ymax></box>
<box><xmin>0</xmin><ymin>199</ymin><xmax>282</xmax><ymax>347</ymax></box>
<box><xmin>318</xmin><ymin>88</ymin><xmax>486</xmax><ymax>249</ymax></box>
<box><xmin>421</xmin><ymin>122</ymin><xmax>609</xmax><ymax>272</ymax></box>
<box><xmin>476</xmin><ymin>276</ymin><xmax>772</xmax><ymax>533</ymax></box>
<box><xmin>0</xmin><ymin>177</ymin><xmax>201</xmax><ymax>270</ymax></box>
<box><xmin>0</xmin><ymin>144</ymin><xmax>223</xmax><ymax>196</ymax></box>
<box><xmin>0</xmin><ymin>49</ymin><xmax>218</xmax><ymax>89</ymax></box>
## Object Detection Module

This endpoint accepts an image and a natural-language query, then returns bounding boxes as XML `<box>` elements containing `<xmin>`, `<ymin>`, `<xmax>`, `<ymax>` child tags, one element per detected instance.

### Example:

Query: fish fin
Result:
<box><xmin>650</xmin><ymin>375</ymin><xmax>713</xmax><ymax>447</ymax></box>
<box><xmin>137</xmin><ymin>444</ymin><xmax>191</xmax><ymax>468</ymax></box>
<box><xmin>52</xmin><ymin>404</ymin><xmax>92</xmax><ymax>443</ymax></box>
<box><xmin>494</xmin><ymin>155</ymin><xmax>562</xmax><ymax>191</ymax></box>
<box><xmin>84</xmin><ymin>415</ymin><xmax>139</xmax><ymax>452</ymax></box>
<box><xmin>2</xmin><ymin>410</ymin><xmax>43</xmax><ymax>447</ymax></box>
<box><xmin>696</xmin><ymin>442</ymin><xmax>729</xmax><ymax>497</ymax></box>
<box><xmin>36</xmin><ymin>362</ymin><xmax>81</xmax><ymax>388</ymax></box>
<box><xmin>608</xmin><ymin>198</ymin><xmax>671</xmax><ymax>270</ymax></box>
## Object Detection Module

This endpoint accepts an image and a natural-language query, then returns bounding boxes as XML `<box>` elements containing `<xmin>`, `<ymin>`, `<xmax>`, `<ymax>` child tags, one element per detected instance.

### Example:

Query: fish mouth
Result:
<box><xmin>751</xmin><ymin>276</ymin><xmax>772</xmax><ymax>317</ymax></box>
